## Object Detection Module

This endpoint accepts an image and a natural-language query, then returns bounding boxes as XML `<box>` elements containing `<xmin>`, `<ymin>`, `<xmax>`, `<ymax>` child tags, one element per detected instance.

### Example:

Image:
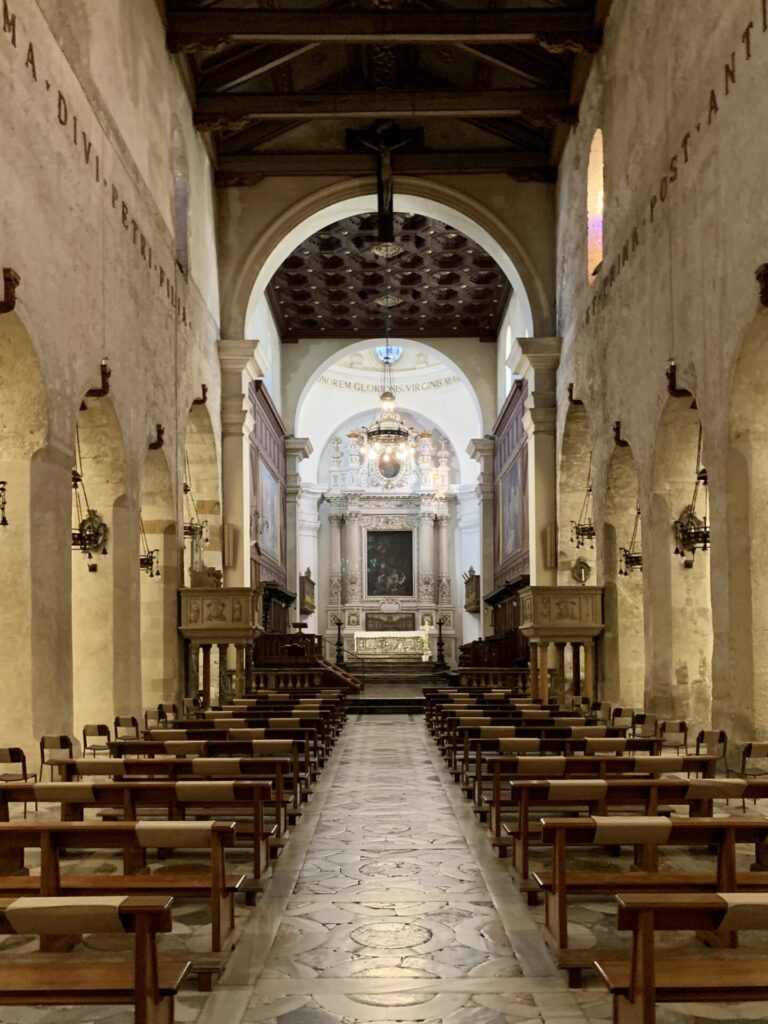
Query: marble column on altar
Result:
<box><xmin>328</xmin><ymin>508</ymin><xmax>343</xmax><ymax>609</ymax></box>
<box><xmin>436</xmin><ymin>502</ymin><xmax>451</xmax><ymax>606</ymax></box>
<box><xmin>508</xmin><ymin>337</ymin><xmax>561</xmax><ymax>586</ymax></box>
<box><xmin>284</xmin><ymin>436</ymin><xmax>312</xmax><ymax>603</ymax></box>
<box><xmin>345</xmin><ymin>512</ymin><xmax>362</xmax><ymax>602</ymax></box>
<box><xmin>467</xmin><ymin>437</ymin><xmax>495</xmax><ymax>636</ymax></box>
<box><xmin>218</xmin><ymin>340</ymin><xmax>262</xmax><ymax>588</ymax></box>
<box><xmin>418</xmin><ymin>511</ymin><xmax>436</xmax><ymax>602</ymax></box>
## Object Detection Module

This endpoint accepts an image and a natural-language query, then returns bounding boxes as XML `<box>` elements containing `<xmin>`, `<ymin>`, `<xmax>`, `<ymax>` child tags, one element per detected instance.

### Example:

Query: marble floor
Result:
<box><xmin>4</xmin><ymin>716</ymin><xmax>768</xmax><ymax>1022</ymax></box>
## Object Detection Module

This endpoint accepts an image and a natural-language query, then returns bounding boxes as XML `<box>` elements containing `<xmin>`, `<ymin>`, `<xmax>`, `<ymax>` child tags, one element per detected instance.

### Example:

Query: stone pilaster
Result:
<box><xmin>509</xmin><ymin>336</ymin><xmax>561</xmax><ymax>586</ymax></box>
<box><xmin>345</xmin><ymin>512</ymin><xmax>362</xmax><ymax>602</ymax></box>
<box><xmin>467</xmin><ymin>436</ymin><xmax>495</xmax><ymax>635</ymax></box>
<box><xmin>418</xmin><ymin>511</ymin><xmax>436</xmax><ymax>602</ymax></box>
<box><xmin>218</xmin><ymin>340</ymin><xmax>262</xmax><ymax>588</ymax></box>
<box><xmin>284</xmin><ymin>436</ymin><xmax>312</xmax><ymax>605</ymax></box>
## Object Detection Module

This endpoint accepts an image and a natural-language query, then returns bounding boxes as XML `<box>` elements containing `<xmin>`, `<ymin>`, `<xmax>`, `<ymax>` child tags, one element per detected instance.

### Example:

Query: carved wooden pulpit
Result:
<box><xmin>178</xmin><ymin>587</ymin><xmax>262</xmax><ymax>706</ymax></box>
<box><xmin>518</xmin><ymin>586</ymin><xmax>604</xmax><ymax>701</ymax></box>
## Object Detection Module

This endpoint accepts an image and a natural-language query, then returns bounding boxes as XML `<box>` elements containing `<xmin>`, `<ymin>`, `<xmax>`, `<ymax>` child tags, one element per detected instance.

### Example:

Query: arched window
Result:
<box><xmin>586</xmin><ymin>129</ymin><xmax>604</xmax><ymax>280</ymax></box>
<box><xmin>171</xmin><ymin>121</ymin><xmax>189</xmax><ymax>276</ymax></box>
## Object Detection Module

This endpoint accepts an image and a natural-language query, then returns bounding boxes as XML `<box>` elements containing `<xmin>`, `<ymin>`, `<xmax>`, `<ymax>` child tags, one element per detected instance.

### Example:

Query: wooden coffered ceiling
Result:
<box><xmin>165</xmin><ymin>1</ymin><xmax>611</xmax><ymax>187</ymax></box>
<box><xmin>268</xmin><ymin>211</ymin><xmax>511</xmax><ymax>341</ymax></box>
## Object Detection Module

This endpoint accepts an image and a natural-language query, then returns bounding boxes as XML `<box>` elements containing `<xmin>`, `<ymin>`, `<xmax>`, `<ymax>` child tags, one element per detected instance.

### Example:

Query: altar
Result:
<box><xmin>354</xmin><ymin>630</ymin><xmax>427</xmax><ymax>659</ymax></box>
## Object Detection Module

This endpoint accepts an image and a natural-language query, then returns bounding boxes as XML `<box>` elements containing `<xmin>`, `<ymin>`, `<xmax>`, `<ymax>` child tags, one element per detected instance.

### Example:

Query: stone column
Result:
<box><xmin>189</xmin><ymin>642</ymin><xmax>200</xmax><ymax>698</ymax></box>
<box><xmin>456</xmin><ymin>485</ymin><xmax>481</xmax><ymax>645</ymax></box>
<box><xmin>509</xmin><ymin>337</ymin><xmax>561</xmax><ymax>586</ymax></box>
<box><xmin>284</xmin><ymin>436</ymin><xmax>313</xmax><ymax>603</ymax></box>
<box><xmin>583</xmin><ymin>639</ymin><xmax>596</xmax><ymax>702</ymax></box>
<box><xmin>200</xmin><ymin>643</ymin><xmax>212</xmax><ymax>708</ymax></box>
<box><xmin>572</xmin><ymin>642</ymin><xmax>581</xmax><ymax>695</ymax></box>
<box><xmin>467</xmin><ymin>437</ymin><xmax>495</xmax><ymax>636</ymax></box>
<box><xmin>437</xmin><ymin>506</ymin><xmax>451</xmax><ymax>607</ymax></box>
<box><xmin>219</xmin><ymin>340</ymin><xmax>263</xmax><ymax>588</ymax></box>
<box><xmin>529</xmin><ymin>641</ymin><xmax>539</xmax><ymax>699</ymax></box>
<box><xmin>328</xmin><ymin>512</ymin><xmax>343</xmax><ymax>609</ymax></box>
<box><xmin>539</xmin><ymin>641</ymin><xmax>550</xmax><ymax>702</ymax></box>
<box><xmin>298</xmin><ymin>485</ymin><xmax>322</xmax><ymax>634</ymax></box>
<box><xmin>346</xmin><ymin>513</ymin><xmax>362</xmax><ymax>602</ymax></box>
<box><xmin>418</xmin><ymin>511</ymin><xmax>436</xmax><ymax>602</ymax></box>
<box><xmin>217</xmin><ymin>643</ymin><xmax>230</xmax><ymax>701</ymax></box>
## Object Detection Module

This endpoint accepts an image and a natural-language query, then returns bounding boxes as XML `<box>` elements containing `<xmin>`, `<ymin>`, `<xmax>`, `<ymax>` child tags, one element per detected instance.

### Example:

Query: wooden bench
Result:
<box><xmin>0</xmin><ymin>820</ymin><xmax>243</xmax><ymax>951</ymax></box>
<box><xmin>0</xmin><ymin>780</ymin><xmax>274</xmax><ymax>883</ymax></box>
<box><xmin>480</xmin><ymin>754</ymin><xmax>718</xmax><ymax>837</ymax></box>
<box><xmin>0</xmin><ymin>895</ymin><xmax>189</xmax><ymax>1024</ymax></box>
<box><xmin>535</xmin><ymin>815</ymin><xmax>768</xmax><ymax>983</ymax></box>
<box><xmin>595</xmin><ymin>893</ymin><xmax>768</xmax><ymax>1024</ymax></box>
<box><xmin>55</xmin><ymin>755</ymin><xmax>296</xmax><ymax>836</ymax></box>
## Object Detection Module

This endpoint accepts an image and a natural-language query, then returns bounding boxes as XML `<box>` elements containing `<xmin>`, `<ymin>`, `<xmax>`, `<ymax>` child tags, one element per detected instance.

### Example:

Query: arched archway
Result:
<box><xmin>71</xmin><ymin>394</ymin><xmax>133</xmax><ymax>732</ymax></box>
<box><xmin>0</xmin><ymin>312</ymin><xmax>69</xmax><ymax>751</ymax></box>
<box><xmin>646</xmin><ymin>395</ymin><xmax>713</xmax><ymax>725</ymax></box>
<box><xmin>558</xmin><ymin>403</ymin><xmax>596</xmax><ymax>584</ymax></box>
<box><xmin>295</xmin><ymin>339</ymin><xmax>483</xmax><ymax>487</ymax></box>
<box><xmin>727</xmin><ymin>313</ymin><xmax>768</xmax><ymax>739</ymax></box>
<box><xmin>183</xmin><ymin>403</ymin><xmax>222</xmax><ymax>585</ymax></box>
<box><xmin>602</xmin><ymin>444</ymin><xmax>645</xmax><ymax>706</ymax></box>
<box><xmin>139</xmin><ymin>448</ymin><xmax>179</xmax><ymax>708</ymax></box>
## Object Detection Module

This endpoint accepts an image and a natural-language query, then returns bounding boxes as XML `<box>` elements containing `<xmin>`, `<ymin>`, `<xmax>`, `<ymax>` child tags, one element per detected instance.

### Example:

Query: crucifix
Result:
<box><xmin>350</xmin><ymin>121</ymin><xmax>417</xmax><ymax>243</ymax></box>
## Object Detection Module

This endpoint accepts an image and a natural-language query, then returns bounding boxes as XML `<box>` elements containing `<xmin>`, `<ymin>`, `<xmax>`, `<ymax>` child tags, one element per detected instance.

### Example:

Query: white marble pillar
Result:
<box><xmin>508</xmin><ymin>337</ymin><xmax>561</xmax><ymax>586</ymax></box>
<box><xmin>437</xmin><ymin>504</ymin><xmax>451</xmax><ymax>607</ymax></box>
<box><xmin>467</xmin><ymin>437</ymin><xmax>495</xmax><ymax>636</ymax></box>
<box><xmin>297</xmin><ymin>484</ymin><xmax>322</xmax><ymax>634</ymax></box>
<box><xmin>456</xmin><ymin>485</ymin><xmax>482</xmax><ymax>645</ymax></box>
<box><xmin>346</xmin><ymin>513</ymin><xmax>362</xmax><ymax>602</ymax></box>
<box><xmin>284</xmin><ymin>436</ymin><xmax>312</xmax><ymax>605</ymax></box>
<box><xmin>418</xmin><ymin>511</ymin><xmax>436</xmax><ymax>602</ymax></box>
<box><xmin>328</xmin><ymin>512</ymin><xmax>343</xmax><ymax>608</ymax></box>
<box><xmin>218</xmin><ymin>340</ymin><xmax>262</xmax><ymax>588</ymax></box>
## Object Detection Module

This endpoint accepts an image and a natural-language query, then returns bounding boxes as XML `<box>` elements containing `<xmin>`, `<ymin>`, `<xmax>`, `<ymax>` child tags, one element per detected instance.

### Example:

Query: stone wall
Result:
<box><xmin>0</xmin><ymin>0</ymin><xmax>221</xmax><ymax>750</ymax></box>
<box><xmin>555</xmin><ymin>0</ymin><xmax>768</xmax><ymax>739</ymax></box>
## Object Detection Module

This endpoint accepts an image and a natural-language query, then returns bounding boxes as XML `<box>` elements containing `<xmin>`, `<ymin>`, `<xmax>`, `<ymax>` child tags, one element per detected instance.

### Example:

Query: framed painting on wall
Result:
<box><xmin>498</xmin><ymin>455</ymin><xmax>523</xmax><ymax>561</ymax></box>
<box><xmin>258</xmin><ymin>457</ymin><xmax>282</xmax><ymax>564</ymax></box>
<box><xmin>366</xmin><ymin>530</ymin><xmax>414</xmax><ymax>597</ymax></box>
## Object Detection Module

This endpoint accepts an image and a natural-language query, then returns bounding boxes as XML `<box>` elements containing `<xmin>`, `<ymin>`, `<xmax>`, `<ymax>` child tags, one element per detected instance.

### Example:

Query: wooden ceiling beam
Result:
<box><xmin>168</xmin><ymin>9</ymin><xmax>601</xmax><ymax>50</ymax></box>
<box><xmin>216</xmin><ymin>149</ymin><xmax>554</xmax><ymax>176</ymax></box>
<box><xmin>454</xmin><ymin>42</ymin><xmax>569</xmax><ymax>86</ymax></box>
<box><xmin>199</xmin><ymin>42</ymin><xmax>318</xmax><ymax>92</ymax></box>
<box><xmin>195</xmin><ymin>89</ymin><xmax>575</xmax><ymax>126</ymax></box>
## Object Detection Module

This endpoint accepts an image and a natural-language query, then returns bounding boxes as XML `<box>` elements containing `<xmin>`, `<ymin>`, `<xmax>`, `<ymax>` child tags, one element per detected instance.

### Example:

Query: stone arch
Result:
<box><xmin>646</xmin><ymin>394</ymin><xmax>712</xmax><ymax>725</ymax></box>
<box><xmin>726</xmin><ymin>311</ymin><xmax>768</xmax><ymax>739</ymax></box>
<box><xmin>183</xmin><ymin>402</ymin><xmax>222</xmax><ymax>585</ymax></box>
<box><xmin>71</xmin><ymin>393</ymin><xmax>134</xmax><ymax>733</ymax></box>
<box><xmin>295</xmin><ymin>339</ymin><xmax>483</xmax><ymax>486</ymax></box>
<box><xmin>0</xmin><ymin>312</ymin><xmax>71</xmax><ymax>752</ymax></box>
<box><xmin>225</xmin><ymin>177</ymin><xmax>548</xmax><ymax>341</ymax></box>
<box><xmin>139</xmin><ymin>447</ymin><xmax>179</xmax><ymax>708</ymax></box>
<box><xmin>602</xmin><ymin>443</ymin><xmax>645</xmax><ymax>706</ymax></box>
<box><xmin>558</xmin><ymin>402</ymin><xmax>596</xmax><ymax>584</ymax></box>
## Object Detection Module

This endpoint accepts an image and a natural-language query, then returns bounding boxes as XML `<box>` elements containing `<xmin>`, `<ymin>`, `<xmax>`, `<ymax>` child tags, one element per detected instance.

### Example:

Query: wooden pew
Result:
<box><xmin>55</xmin><ymin>756</ymin><xmax>296</xmax><ymax>836</ymax></box>
<box><xmin>535</xmin><ymin>816</ymin><xmax>768</xmax><ymax>984</ymax></box>
<box><xmin>595</xmin><ymin>893</ymin><xmax>768</xmax><ymax>1024</ymax></box>
<box><xmin>0</xmin><ymin>780</ymin><xmax>274</xmax><ymax>883</ymax></box>
<box><xmin>0</xmin><ymin>820</ymin><xmax>242</xmax><ymax>952</ymax></box>
<box><xmin>0</xmin><ymin>895</ymin><xmax>189</xmax><ymax>1024</ymax></box>
<box><xmin>481</xmin><ymin>754</ymin><xmax>718</xmax><ymax>841</ymax></box>
<box><xmin>505</xmin><ymin>777</ymin><xmax>764</xmax><ymax>894</ymax></box>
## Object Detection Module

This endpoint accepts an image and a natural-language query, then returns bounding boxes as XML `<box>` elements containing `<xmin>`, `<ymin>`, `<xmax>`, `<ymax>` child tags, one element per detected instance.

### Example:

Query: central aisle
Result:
<box><xmin>199</xmin><ymin>716</ymin><xmax>603</xmax><ymax>1024</ymax></box>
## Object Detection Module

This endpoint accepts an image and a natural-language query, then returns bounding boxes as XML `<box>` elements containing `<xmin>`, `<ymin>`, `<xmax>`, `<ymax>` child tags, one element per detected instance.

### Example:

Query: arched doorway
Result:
<box><xmin>647</xmin><ymin>395</ymin><xmax>712</xmax><ymax>725</ymax></box>
<box><xmin>70</xmin><ymin>394</ymin><xmax>132</xmax><ymax>731</ymax></box>
<box><xmin>602</xmin><ymin>444</ymin><xmax>645</xmax><ymax>706</ymax></box>
<box><xmin>139</xmin><ymin>448</ymin><xmax>178</xmax><ymax>708</ymax></box>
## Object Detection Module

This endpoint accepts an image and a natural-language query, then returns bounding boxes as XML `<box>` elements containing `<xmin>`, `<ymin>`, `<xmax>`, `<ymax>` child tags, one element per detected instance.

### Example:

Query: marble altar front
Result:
<box><xmin>353</xmin><ymin>630</ymin><xmax>427</xmax><ymax>658</ymax></box>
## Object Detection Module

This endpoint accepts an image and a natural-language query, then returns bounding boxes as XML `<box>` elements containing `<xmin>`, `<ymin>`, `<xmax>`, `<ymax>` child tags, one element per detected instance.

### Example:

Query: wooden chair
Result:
<box><xmin>0</xmin><ymin>894</ymin><xmax>189</xmax><ymax>1024</ymax></box>
<box><xmin>737</xmin><ymin>741</ymin><xmax>768</xmax><ymax>808</ymax></box>
<box><xmin>659</xmin><ymin>719</ymin><xmax>688</xmax><ymax>753</ymax></box>
<box><xmin>0</xmin><ymin>749</ymin><xmax>36</xmax><ymax>819</ymax></box>
<box><xmin>114</xmin><ymin>716</ymin><xmax>140</xmax><ymax>741</ymax></box>
<box><xmin>630</xmin><ymin>713</ymin><xmax>658</xmax><ymax>739</ymax></box>
<box><xmin>695</xmin><ymin>729</ymin><xmax>728</xmax><ymax>774</ymax></box>
<box><xmin>38</xmin><ymin>735</ymin><xmax>73</xmax><ymax>780</ymax></box>
<box><xmin>82</xmin><ymin>723</ymin><xmax>111</xmax><ymax>757</ymax></box>
<box><xmin>596</xmin><ymin>893</ymin><xmax>768</xmax><ymax>1024</ymax></box>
